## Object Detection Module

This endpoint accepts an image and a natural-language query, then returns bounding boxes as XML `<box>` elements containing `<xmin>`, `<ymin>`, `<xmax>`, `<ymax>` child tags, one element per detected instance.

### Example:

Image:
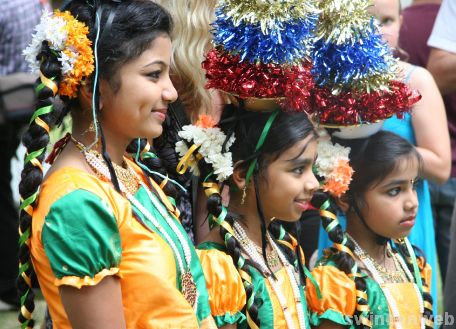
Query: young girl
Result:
<box><xmin>318</xmin><ymin>0</ymin><xmax>450</xmax><ymax>308</ymax></box>
<box><xmin>176</xmin><ymin>105</ymin><xmax>320</xmax><ymax>328</ymax></box>
<box><xmin>307</xmin><ymin>130</ymin><xmax>433</xmax><ymax>329</ymax></box>
<box><xmin>18</xmin><ymin>1</ymin><xmax>219</xmax><ymax>328</ymax></box>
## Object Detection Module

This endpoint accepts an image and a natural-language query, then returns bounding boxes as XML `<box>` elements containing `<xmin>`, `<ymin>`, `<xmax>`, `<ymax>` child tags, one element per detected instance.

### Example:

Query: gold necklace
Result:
<box><xmin>346</xmin><ymin>234</ymin><xmax>407</xmax><ymax>283</ymax></box>
<box><xmin>71</xmin><ymin>136</ymin><xmax>140</xmax><ymax>195</ymax></box>
<box><xmin>254</xmin><ymin>244</ymin><xmax>281</xmax><ymax>268</ymax></box>
<box><xmin>362</xmin><ymin>252</ymin><xmax>407</xmax><ymax>284</ymax></box>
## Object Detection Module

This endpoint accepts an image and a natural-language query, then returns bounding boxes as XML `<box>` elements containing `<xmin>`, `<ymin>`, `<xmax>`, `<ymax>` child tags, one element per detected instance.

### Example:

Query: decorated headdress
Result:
<box><xmin>202</xmin><ymin>0</ymin><xmax>320</xmax><ymax>112</ymax></box>
<box><xmin>177</xmin><ymin>0</ymin><xmax>321</xmax><ymax>186</ymax></box>
<box><xmin>309</xmin><ymin>0</ymin><xmax>422</xmax><ymax>197</ymax></box>
<box><xmin>308</xmin><ymin>0</ymin><xmax>420</xmax><ymax>127</ymax></box>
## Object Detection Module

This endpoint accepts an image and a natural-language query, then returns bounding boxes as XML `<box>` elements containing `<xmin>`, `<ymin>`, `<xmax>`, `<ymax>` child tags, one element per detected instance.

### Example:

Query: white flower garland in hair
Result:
<box><xmin>23</xmin><ymin>10</ymin><xmax>94</xmax><ymax>98</ymax></box>
<box><xmin>176</xmin><ymin>115</ymin><xmax>235</xmax><ymax>182</ymax></box>
<box><xmin>315</xmin><ymin>131</ymin><xmax>354</xmax><ymax>197</ymax></box>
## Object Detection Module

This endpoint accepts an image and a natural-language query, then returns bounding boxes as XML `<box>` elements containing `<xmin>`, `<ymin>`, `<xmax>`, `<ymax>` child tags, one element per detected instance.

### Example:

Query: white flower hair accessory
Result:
<box><xmin>176</xmin><ymin>115</ymin><xmax>235</xmax><ymax>182</ymax></box>
<box><xmin>23</xmin><ymin>10</ymin><xmax>94</xmax><ymax>98</ymax></box>
<box><xmin>315</xmin><ymin>130</ymin><xmax>354</xmax><ymax>197</ymax></box>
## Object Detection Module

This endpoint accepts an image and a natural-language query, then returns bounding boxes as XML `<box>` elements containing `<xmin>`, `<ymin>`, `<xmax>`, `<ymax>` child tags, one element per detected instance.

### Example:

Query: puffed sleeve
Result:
<box><xmin>41</xmin><ymin>189</ymin><xmax>122</xmax><ymax>288</ymax></box>
<box><xmin>306</xmin><ymin>264</ymin><xmax>356</xmax><ymax>326</ymax></box>
<box><xmin>198</xmin><ymin>248</ymin><xmax>247</xmax><ymax>327</ymax></box>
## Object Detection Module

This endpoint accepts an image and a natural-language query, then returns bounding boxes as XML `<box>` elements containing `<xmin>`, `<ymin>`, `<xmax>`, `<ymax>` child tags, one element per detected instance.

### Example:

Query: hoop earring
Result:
<box><xmin>241</xmin><ymin>186</ymin><xmax>247</xmax><ymax>205</ymax></box>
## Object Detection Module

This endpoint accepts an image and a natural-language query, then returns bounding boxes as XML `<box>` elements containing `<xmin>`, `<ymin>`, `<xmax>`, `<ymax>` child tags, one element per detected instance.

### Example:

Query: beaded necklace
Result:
<box><xmin>233</xmin><ymin>221</ymin><xmax>307</xmax><ymax>329</ymax></box>
<box><xmin>72</xmin><ymin>137</ymin><xmax>199</xmax><ymax>310</ymax></box>
<box><xmin>346</xmin><ymin>234</ymin><xmax>424</xmax><ymax>329</ymax></box>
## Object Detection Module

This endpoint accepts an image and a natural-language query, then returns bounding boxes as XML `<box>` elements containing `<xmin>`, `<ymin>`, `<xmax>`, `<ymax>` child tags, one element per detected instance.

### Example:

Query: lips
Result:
<box><xmin>400</xmin><ymin>215</ymin><xmax>416</xmax><ymax>227</ymax></box>
<box><xmin>152</xmin><ymin>108</ymin><xmax>167</xmax><ymax>121</ymax></box>
<box><xmin>294</xmin><ymin>199</ymin><xmax>311</xmax><ymax>211</ymax></box>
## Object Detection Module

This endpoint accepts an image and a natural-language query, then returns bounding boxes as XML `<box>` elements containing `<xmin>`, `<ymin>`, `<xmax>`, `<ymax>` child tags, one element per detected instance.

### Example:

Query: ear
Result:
<box><xmin>79</xmin><ymin>81</ymin><xmax>92</xmax><ymax>107</ymax></box>
<box><xmin>334</xmin><ymin>194</ymin><xmax>350</xmax><ymax>213</ymax></box>
<box><xmin>399</xmin><ymin>14</ymin><xmax>403</xmax><ymax>28</ymax></box>
<box><xmin>232</xmin><ymin>160</ymin><xmax>247</xmax><ymax>190</ymax></box>
<box><xmin>80</xmin><ymin>79</ymin><xmax>107</xmax><ymax>111</ymax></box>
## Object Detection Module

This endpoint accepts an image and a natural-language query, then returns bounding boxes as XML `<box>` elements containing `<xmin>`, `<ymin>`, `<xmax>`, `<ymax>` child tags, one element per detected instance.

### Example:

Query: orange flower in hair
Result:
<box><xmin>196</xmin><ymin>114</ymin><xmax>217</xmax><ymax>128</ymax></box>
<box><xmin>24</xmin><ymin>10</ymin><xmax>94</xmax><ymax>98</ymax></box>
<box><xmin>322</xmin><ymin>159</ymin><xmax>354</xmax><ymax>198</ymax></box>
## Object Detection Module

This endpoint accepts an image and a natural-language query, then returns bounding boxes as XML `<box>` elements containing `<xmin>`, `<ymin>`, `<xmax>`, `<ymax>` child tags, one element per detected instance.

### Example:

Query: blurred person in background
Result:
<box><xmin>427</xmin><ymin>0</ymin><xmax>456</xmax><ymax>323</ymax></box>
<box><xmin>400</xmin><ymin>0</ymin><xmax>456</xmax><ymax>286</ymax></box>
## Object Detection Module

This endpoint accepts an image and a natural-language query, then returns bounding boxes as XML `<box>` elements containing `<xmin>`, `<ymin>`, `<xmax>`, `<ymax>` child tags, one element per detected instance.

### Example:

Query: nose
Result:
<box><xmin>163</xmin><ymin>76</ymin><xmax>178</xmax><ymax>104</ymax></box>
<box><xmin>304</xmin><ymin>171</ymin><xmax>320</xmax><ymax>196</ymax></box>
<box><xmin>404</xmin><ymin>189</ymin><xmax>419</xmax><ymax>212</ymax></box>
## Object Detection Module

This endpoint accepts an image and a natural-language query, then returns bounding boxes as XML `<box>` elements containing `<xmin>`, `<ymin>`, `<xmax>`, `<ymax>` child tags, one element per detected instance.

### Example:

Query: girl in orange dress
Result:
<box><xmin>18</xmin><ymin>1</ymin><xmax>220</xmax><ymax>328</ymax></box>
<box><xmin>307</xmin><ymin>130</ymin><xmax>433</xmax><ymax>329</ymax></box>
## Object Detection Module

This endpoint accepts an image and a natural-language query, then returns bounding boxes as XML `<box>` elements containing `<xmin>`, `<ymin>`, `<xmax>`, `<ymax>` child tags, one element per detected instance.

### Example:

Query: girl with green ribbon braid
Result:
<box><xmin>177</xmin><ymin>103</ymin><xmax>321</xmax><ymax>328</ymax></box>
<box><xmin>307</xmin><ymin>130</ymin><xmax>434</xmax><ymax>329</ymax></box>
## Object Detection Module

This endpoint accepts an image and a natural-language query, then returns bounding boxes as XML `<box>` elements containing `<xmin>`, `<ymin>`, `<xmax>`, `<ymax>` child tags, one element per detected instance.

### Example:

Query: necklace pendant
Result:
<box><xmin>181</xmin><ymin>270</ymin><xmax>198</xmax><ymax>308</ymax></box>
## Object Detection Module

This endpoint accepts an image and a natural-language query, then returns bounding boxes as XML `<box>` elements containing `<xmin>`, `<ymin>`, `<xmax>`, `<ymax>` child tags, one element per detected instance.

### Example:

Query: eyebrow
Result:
<box><xmin>286</xmin><ymin>142</ymin><xmax>310</xmax><ymax>161</ymax></box>
<box><xmin>381</xmin><ymin>178</ymin><xmax>416</xmax><ymax>188</ymax></box>
<box><xmin>143</xmin><ymin>60</ymin><xmax>167</xmax><ymax>69</ymax></box>
<box><xmin>286</xmin><ymin>158</ymin><xmax>314</xmax><ymax>166</ymax></box>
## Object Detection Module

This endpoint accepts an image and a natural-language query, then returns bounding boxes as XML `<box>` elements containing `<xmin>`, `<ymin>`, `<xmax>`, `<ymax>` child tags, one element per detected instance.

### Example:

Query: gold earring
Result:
<box><xmin>88</xmin><ymin>121</ymin><xmax>96</xmax><ymax>132</ymax></box>
<box><xmin>241</xmin><ymin>186</ymin><xmax>247</xmax><ymax>205</ymax></box>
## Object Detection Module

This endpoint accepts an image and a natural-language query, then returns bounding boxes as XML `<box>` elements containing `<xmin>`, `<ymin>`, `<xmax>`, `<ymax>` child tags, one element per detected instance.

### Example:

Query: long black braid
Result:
<box><xmin>18</xmin><ymin>41</ymin><xmax>64</xmax><ymax>329</ymax></box>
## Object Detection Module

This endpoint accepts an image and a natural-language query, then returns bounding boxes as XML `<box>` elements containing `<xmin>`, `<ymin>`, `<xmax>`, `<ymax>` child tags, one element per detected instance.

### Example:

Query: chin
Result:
<box><xmin>278</xmin><ymin>213</ymin><xmax>302</xmax><ymax>223</ymax></box>
<box><xmin>148</xmin><ymin>126</ymin><xmax>163</xmax><ymax>139</ymax></box>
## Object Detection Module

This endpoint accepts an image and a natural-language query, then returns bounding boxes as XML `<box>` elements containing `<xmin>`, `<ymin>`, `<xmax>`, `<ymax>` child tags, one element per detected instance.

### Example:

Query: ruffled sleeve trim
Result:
<box><xmin>214</xmin><ymin>311</ymin><xmax>246</xmax><ymax>327</ymax></box>
<box><xmin>310</xmin><ymin>309</ymin><xmax>352</xmax><ymax>327</ymax></box>
<box><xmin>197</xmin><ymin>247</ymin><xmax>246</xmax><ymax>324</ymax></box>
<box><xmin>306</xmin><ymin>264</ymin><xmax>357</xmax><ymax>321</ymax></box>
<box><xmin>54</xmin><ymin>267</ymin><xmax>121</xmax><ymax>289</ymax></box>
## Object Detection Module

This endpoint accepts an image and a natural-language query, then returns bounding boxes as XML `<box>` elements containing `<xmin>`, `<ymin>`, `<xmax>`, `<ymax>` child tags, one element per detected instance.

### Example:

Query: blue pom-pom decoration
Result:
<box><xmin>212</xmin><ymin>7</ymin><xmax>318</xmax><ymax>65</ymax></box>
<box><xmin>311</xmin><ymin>26</ymin><xmax>394</xmax><ymax>88</ymax></box>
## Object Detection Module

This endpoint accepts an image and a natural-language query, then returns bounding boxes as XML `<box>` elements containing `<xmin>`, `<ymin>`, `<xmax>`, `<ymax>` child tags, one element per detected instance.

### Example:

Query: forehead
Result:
<box><xmin>274</xmin><ymin>135</ymin><xmax>317</xmax><ymax>162</ymax></box>
<box><xmin>376</xmin><ymin>155</ymin><xmax>419</xmax><ymax>185</ymax></box>
<box><xmin>370</xmin><ymin>0</ymin><xmax>400</xmax><ymax>15</ymax></box>
<box><xmin>121</xmin><ymin>35</ymin><xmax>172</xmax><ymax>69</ymax></box>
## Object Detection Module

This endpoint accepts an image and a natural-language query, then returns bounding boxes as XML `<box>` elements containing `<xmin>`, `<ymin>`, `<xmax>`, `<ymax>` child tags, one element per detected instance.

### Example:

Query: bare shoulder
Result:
<box><xmin>399</xmin><ymin>61</ymin><xmax>436</xmax><ymax>90</ymax></box>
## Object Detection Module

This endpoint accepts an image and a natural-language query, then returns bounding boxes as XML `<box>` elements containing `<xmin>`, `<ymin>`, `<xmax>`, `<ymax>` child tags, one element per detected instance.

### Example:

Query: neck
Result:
<box><xmin>346</xmin><ymin>214</ymin><xmax>388</xmax><ymax>264</ymax></box>
<box><xmin>229</xmin><ymin>195</ymin><xmax>272</xmax><ymax>247</ymax></box>
<box><xmin>72</xmin><ymin>122</ymin><xmax>129</xmax><ymax>165</ymax></box>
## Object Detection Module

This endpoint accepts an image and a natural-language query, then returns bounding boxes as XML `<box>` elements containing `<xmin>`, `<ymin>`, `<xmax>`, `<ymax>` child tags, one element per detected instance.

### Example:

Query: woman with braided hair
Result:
<box><xmin>18</xmin><ymin>1</ymin><xmax>219</xmax><ymax>328</ymax></box>
<box><xmin>175</xmin><ymin>104</ymin><xmax>320</xmax><ymax>328</ymax></box>
<box><xmin>307</xmin><ymin>130</ymin><xmax>434</xmax><ymax>329</ymax></box>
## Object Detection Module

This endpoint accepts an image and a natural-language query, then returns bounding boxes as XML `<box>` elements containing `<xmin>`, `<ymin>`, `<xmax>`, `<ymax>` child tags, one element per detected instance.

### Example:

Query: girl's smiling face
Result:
<box><xmin>99</xmin><ymin>35</ymin><xmax>177</xmax><ymax>144</ymax></box>
<box><xmin>257</xmin><ymin>135</ymin><xmax>319</xmax><ymax>222</ymax></box>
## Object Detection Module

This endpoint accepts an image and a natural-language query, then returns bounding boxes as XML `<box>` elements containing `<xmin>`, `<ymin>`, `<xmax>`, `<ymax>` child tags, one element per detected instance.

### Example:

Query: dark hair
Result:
<box><xmin>316</xmin><ymin>130</ymin><xmax>433</xmax><ymax>329</ymax></box>
<box><xmin>334</xmin><ymin>130</ymin><xmax>421</xmax><ymax>209</ymax></box>
<box><xmin>18</xmin><ymin>2</ymin><xmax>172</xmax><ymax>327</ymax></box>
<box><xmin>199</xmin><ymin>104</ymin><xmax>317</xmax><ymax>326</ymax></box>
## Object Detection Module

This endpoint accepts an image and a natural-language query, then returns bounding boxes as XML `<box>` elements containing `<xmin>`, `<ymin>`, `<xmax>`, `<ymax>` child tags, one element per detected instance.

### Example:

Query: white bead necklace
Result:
<box><xmin>267</xmin><ymin>234</ymin><xmax>307</xmax><ymax>329</ymax></box>
<box><xmin>347</xmin><ymin>234</ymin><xmax>424</xmax><ymax>329</ymax></box>
<box><xmin>83</xmin><ymin>151</ymin><xmax>199</xmax><ymax>310</ymax></box>
<box><xmin>233</xmin><ymin>221</ymin><xmax>307</xmax><ymax>329</ymax></box>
